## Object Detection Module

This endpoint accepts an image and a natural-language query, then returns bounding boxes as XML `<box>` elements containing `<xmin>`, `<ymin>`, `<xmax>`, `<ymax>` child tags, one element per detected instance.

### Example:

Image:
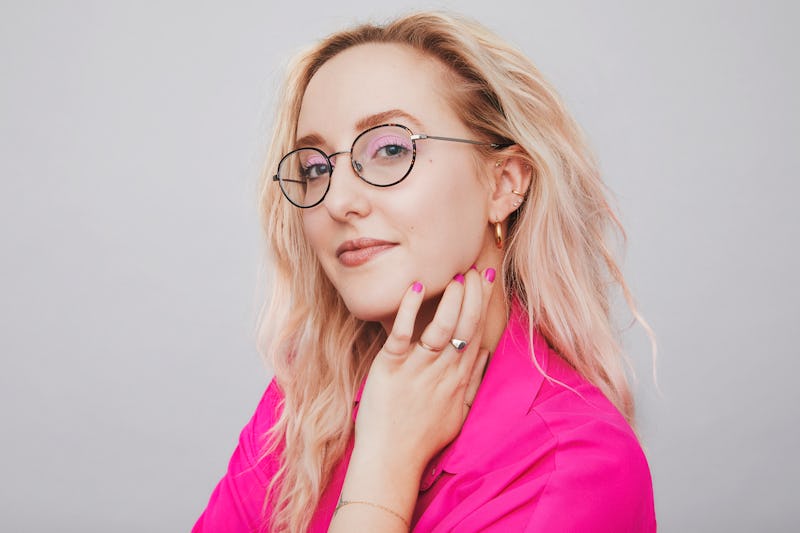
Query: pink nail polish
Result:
<box><xmin>484</xmin><ymin>268</ymin><xmax>496</xmax><ymax>283</ymax></box>
<box><xmin>453</xmin><ymin>273</ymin><xmax>465</xmax><ymax>284</ymax></box>
<box><xmin>412</xmin><ymin>281</ymin><xmax>423</xmax><ymax>293</ymax></box>
<box><xmin>470</xmin><ymin>264</ymin><xmax>478</xmax><ymax>271</ymax></box>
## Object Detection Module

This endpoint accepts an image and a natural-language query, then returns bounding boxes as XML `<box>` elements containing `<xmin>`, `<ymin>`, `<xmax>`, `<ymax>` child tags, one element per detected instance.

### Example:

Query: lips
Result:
<box><xmin>336</xmin><ymin>238</ymin><xmax>397</xmax><ymax>267</ymax></box>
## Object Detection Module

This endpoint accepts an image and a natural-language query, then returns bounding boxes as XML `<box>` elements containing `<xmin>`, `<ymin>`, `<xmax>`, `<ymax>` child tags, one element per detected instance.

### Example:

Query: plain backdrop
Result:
<box><xmin>1</xmin><ymin>1</ymin><xmax>798</xmax><ymax>531</ymax></box>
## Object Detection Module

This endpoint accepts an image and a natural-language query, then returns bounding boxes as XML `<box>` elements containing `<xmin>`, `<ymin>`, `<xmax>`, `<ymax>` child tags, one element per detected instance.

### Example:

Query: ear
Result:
<box><xmin>487</xmin><ymin>146</ymin><xmax>533</xmax><ymax>223</ymax></box>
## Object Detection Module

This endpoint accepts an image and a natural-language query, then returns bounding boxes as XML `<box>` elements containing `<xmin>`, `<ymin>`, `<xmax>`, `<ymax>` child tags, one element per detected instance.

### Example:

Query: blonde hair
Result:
<box><xmin>256</xmin><ymin>11</ymin><xmax>653</xmax><ymax>533</ymax></box>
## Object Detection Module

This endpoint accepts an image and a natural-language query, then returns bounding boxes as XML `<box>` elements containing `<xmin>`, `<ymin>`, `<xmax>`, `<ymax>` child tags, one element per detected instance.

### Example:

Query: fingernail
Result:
<box><xmin>484</xmin><ymin>268</ymin><xmax>496</xmax><ymax>283</ymax></box>
<box><xmin>412</xmin><ymin>281</ymin><xmax>423</xmax><ymax>293</ymax></box>
<box><xmin>470</xmin><ymin>264</ymin><xmax>478</xmax><ymax>271</ymax></box>
<box><xmin>453</xmin><ymin>273</ymin><xmax>465</xmax><ymax>284</ymax></box>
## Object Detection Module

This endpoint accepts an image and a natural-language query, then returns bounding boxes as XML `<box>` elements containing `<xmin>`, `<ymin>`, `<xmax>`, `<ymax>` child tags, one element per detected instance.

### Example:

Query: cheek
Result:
<box><xmin>300</xmin><ymin>212</ymin><xmax>332</xmax><ymax>266</ymax></box>
<box><xmin>301</xmin><ymin>210</ymin><xmax>323</xmax><ymax>240</ymax></box>
<box><xmin>405</xmin><ymin>199</ymin><xmax>487</xmax><ymax>285</ymax></box>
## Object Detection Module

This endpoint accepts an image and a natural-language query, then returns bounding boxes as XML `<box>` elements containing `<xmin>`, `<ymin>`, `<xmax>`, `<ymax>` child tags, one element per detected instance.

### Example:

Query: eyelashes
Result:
<box><xmin>300</xmin><ymin>154</ymin><xmax>331</xmax><ymax>179</ymax></box>
<box><xmin>365</xmin><ymin>135</ymin><xmax>412</xmax><ymax>160</ymax></box>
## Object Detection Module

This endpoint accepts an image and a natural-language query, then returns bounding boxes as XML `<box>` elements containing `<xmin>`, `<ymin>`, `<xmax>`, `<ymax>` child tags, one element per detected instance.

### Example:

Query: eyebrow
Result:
<box><xmin>292</xmin><ymin>109</ymin><xmax>425</xmax><ymax>150</ymax></box>
<box><xmin>355</xmin><ymin>109</ymin><xmax>424</xmax><ymax>131</ymax></box>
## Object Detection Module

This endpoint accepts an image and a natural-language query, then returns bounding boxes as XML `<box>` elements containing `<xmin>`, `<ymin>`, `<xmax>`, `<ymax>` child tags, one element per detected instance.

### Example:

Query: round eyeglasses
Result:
<box><xmin>273</xmin><ymin>123</ymin><xmax>511</xmax><ymax>208</ymax></box>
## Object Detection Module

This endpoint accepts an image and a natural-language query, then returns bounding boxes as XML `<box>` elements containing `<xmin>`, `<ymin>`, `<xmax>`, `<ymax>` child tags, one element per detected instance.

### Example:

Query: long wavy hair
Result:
<box><xmin>255</xmin><ymin>11</ymin><xmax>654</xmax><ymax>533</ymax></box>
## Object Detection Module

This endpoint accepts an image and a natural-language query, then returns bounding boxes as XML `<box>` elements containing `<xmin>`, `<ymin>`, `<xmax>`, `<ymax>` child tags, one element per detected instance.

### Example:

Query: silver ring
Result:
<box><xmin>450</xmin><ymin>338</ymin><xmax>468</xmax><ymax>351</ymax></box>
<box><xmin>417</xmin><ymin>340</ymin><xmax>441</xmax><ymax>352</ymax></box>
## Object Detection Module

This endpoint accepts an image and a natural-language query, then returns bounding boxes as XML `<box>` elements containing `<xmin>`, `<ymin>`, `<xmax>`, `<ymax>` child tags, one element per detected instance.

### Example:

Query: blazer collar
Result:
<box><xmin>437</xmin><ymin>302</ymin><xmax>549</xmax><ymax>475</ymax></box>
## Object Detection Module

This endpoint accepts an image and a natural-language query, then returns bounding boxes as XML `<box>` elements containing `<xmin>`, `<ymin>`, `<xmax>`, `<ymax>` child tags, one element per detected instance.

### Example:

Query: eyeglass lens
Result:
<box><xmin>276</xmin><ymin>125</ymin><xmax>415</xmax><ymax>207</ymax></box>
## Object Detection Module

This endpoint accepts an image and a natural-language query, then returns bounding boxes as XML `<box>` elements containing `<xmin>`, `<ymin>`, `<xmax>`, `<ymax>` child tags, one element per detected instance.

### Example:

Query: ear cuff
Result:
<box><xmin>511</xmin><ymin>189</ymin><xmax>525</xmax><ymax>208</ymax></box>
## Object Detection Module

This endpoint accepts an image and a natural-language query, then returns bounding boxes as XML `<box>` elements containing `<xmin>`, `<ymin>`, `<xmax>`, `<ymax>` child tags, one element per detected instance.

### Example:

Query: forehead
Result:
<box><xmin>296</xmin><ymin>43</ymin><xmax>461</xmax><ymax>142</ymax></box>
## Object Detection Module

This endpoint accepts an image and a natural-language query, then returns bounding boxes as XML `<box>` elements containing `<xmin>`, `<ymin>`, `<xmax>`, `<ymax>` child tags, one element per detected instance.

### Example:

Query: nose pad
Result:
<box><xmin>324</xmin><ymin>151</ymin><xmax>370</xmax><ymax>218</ymax></box>
<box><xmin>329</xmin><ymin>151</ymin><xmax>363</xmax><ymax>177</ymax></box>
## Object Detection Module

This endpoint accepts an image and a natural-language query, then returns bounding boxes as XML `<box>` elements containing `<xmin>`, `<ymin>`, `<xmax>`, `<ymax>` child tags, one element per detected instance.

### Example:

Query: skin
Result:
<box><xmin>295</xmin><ymin>42</ymin><xmax>531</xmax><ymax>531</ymax></box>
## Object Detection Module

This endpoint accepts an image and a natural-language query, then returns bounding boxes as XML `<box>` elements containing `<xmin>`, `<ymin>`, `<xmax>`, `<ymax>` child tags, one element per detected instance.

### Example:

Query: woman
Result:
<box><xmin>195</xmin><ymin>11</ymin><xmax>656</xmax><ymax>533</ymax></box>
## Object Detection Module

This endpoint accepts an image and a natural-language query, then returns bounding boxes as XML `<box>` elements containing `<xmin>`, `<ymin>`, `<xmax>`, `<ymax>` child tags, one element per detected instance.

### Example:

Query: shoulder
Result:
<box><xmin>192</xmin><ymin>377</ymin><xmax>285</xmax><ymax>532</ymax></box>
<box><xmin>526</xmin><ymin>353</ymin><xmax>656</xmax><ymax>532</ymax></box>
<box><xmin>251</xmin><ymin>377</ymin><xmax>285</xmax><ymax>439</ymax></box>
<box><xmin>427</xmin><ymin>329</ymin><xmax>655</xmax><ymax>531</ymax></box>
<box><xmin>240</xmin><ymin>377</ymin><xmax>285</xmax><ymax>476</ymax></box>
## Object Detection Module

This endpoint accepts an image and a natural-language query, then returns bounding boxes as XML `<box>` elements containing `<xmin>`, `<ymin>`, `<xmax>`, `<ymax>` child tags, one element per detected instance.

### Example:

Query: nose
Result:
<box><xmin>323</xmin><ymin>151</ymin><xmax>371</xmax><ymax>220</ymax></box>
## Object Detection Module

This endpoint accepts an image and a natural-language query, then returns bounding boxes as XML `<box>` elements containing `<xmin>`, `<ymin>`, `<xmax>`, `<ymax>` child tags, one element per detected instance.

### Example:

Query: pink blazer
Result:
<box><xmin>194</xmin><ymin>306</ymin><xmax>656</xmax><ymax>532</ymax></box>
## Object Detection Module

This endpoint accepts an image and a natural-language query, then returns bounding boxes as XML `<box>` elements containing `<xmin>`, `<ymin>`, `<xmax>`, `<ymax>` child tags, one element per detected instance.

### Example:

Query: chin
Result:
<box><xmin>326</xmin><ymin>267</ymin><xmax>411</xmax><ymax>325</ymax></box>
<box><xmin>340</xmin><ymin>293</ymin><xmax>400</xmax><ymax>324</ymax></box>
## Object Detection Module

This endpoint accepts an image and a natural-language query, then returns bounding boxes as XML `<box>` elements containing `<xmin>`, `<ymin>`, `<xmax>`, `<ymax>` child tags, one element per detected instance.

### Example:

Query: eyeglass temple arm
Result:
<box><xmin>273</xmin><ymin>176</ymin><xmax>309</xmax><ymax>184</ymax></box>
<box><xmin>273</xmin><ymin>175</ymin><xmax>311</xmax><ymax>185</ymax></box>
<box><xmin>411</xmin><ymin>133</ymin><xmax>512</xmax><ymax>149</ymax></box>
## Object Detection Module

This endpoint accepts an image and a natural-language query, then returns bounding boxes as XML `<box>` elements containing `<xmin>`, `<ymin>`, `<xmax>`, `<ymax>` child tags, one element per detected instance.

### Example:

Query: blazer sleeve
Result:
<box><xmin>192</xmin><ymin>378</ymin><xmax>284</xmax><ymax>533</ymax></box>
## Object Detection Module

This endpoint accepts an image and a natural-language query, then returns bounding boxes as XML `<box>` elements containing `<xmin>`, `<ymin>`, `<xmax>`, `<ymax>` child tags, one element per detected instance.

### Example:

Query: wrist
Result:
<box><xmin>335</xmin><ymin>496</ymin><xmax>410</xmax><ymax>530</ymax></box>
<box><xmin>349</xmin><ymin>442</ymin><xmax>426</xmax><ymax>486</ymax></box>
<box><xmin>340</xmin><ymin>446</ymin><xmax>424</xmax><ymax>521</ymax></box>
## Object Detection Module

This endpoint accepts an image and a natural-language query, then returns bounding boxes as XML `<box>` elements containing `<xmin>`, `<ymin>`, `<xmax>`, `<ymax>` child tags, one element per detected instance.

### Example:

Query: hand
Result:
<box><xmin>353</xmin><ymin>266</ymin><xmax>495</xmax><ymax>478</ymax></box>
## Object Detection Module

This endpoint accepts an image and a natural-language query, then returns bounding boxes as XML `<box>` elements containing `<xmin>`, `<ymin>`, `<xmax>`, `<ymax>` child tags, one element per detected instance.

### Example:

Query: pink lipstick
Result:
<box><xmin>336</xmin><ymin>238</ymin><xmax>397</xmax><ymax>267</ymax></box>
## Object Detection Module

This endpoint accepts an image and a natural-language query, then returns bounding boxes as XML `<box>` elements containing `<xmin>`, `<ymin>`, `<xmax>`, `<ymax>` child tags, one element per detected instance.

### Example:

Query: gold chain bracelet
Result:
<box><xmin>334</xmin><ymin>495</ymin><xmax>410</xmax><ymax>529</ymax></box>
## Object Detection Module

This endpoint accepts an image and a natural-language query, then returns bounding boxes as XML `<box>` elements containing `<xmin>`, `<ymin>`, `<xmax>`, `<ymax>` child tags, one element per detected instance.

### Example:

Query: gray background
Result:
<box><xmin>1</xmin><ymin>1</ymin><xmax>797</xmax><ymax>531</ymax></box>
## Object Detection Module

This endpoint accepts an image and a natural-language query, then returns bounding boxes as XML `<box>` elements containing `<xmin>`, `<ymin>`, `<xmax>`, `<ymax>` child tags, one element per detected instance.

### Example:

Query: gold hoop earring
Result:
<box><xmin>494</xmin><ymin>220</ymin><xmax>504</xmax><ymax>249</ymax></box>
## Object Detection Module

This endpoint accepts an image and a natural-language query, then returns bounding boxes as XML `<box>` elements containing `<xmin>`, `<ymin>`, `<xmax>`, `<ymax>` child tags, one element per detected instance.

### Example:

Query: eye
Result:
<box><xmin>368</xmin><ymin>135</ymin><xmax>412</xmax><ymax>160</ymax></box>
<box><xmin>377</xmin><ymin>143</ymin><xmax>406</xmax><ymax>158</ymax></box>
<box><xmin>301</xmin><ymin>154</ymin><xmax>331</xmax><ymax>180</ymax></box>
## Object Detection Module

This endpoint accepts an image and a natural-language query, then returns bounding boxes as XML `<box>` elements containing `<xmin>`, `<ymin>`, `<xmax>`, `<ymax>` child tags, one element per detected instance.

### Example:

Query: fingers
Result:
<box><xmin>426</xmin><ymin>268</ymin><xmax>481</xmax><ymax>375</ymax></box>
<box><xmin>384</xmin><ymin>265</ymin><xmax>496</xmax><ymax>377</ymax></box>
<box><xmin>381</xmin><ymin>281</ymin><xmax>426</xmax><ymax>360</ymax></box>
<box><xmin>416</xmin><ymin>275</ymin><xmax>466</xmax><ymax>354</ymax></box>
<box><xmin>455</xmin><ymin>267</ymin><xmax>495</xmax><ymax>376</ymax></box>
<box><xmin>456</xmin><ymin>268</ymin><xmax>494</xmax><ymax>416</ymax></box>
<box><xmin>450</xmin><ymin>267</ymin><xmax>483</xmax><ymax>354</ymax></box>
<box><xmin>422</xmin><ymin>266</ymin><xmax>496</xmax><ymax>382</ymax></box>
